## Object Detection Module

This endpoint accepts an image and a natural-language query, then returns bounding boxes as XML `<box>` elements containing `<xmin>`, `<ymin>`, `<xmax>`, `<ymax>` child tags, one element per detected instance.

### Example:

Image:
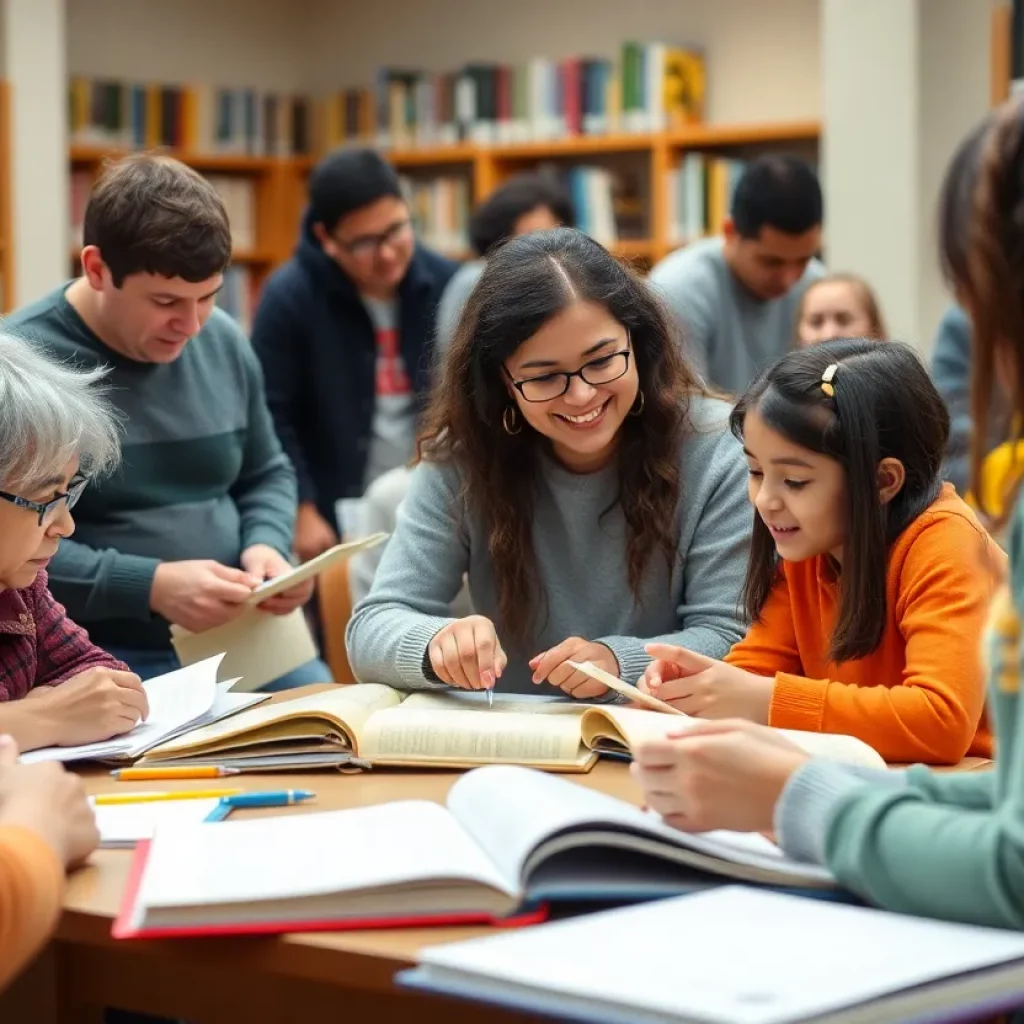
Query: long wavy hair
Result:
<box><xmin>419</xmin><ymin>227</ymin><xmax>705</xmax><ymax>645</ymax></box>
<box><xmin>939</xmin><ymin>98</ymin><xmax>1024</xmax><ymax>529</ymax></box>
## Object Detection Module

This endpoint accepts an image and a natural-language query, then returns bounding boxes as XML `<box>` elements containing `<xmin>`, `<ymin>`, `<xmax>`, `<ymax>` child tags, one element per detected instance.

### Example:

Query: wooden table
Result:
<box><xmin>0</xmin><ymin>685</ymin><xmax>995</xmax><ymax>1024</ymax></box>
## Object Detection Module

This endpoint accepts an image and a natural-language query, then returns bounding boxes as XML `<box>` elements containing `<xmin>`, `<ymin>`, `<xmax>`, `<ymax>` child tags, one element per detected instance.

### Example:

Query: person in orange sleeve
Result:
<box><xmin>0</xmin><ymin>733</ymin><xmax>99</xmax><ymax>992</ymax></box>
<box><xmin>639</xmin><ymin>337</ymin><xmax>1001</xmax><ymax>765</ymax></box>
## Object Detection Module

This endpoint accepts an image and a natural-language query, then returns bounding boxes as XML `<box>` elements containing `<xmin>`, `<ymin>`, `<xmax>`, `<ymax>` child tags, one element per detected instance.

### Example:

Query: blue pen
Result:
<box><xmin>220</xmin><ymin>789</ymin><xmax>316</xmax><ymax>809</ymax></box>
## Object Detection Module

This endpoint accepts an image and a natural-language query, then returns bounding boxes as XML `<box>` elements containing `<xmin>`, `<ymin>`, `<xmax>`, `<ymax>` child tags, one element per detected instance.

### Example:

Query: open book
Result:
<box><xmin>21</xmin><ymin>657</ymin><xmax>268</xmax><ymax>765</ymax></box>
<box><xmin>400</xmin><ymin>887</ymin><xmax>1024</xmax><ymax>1024</ymax></box>
<box><xmin>136</xmin><ymin>683</ymin><xmax>886</xmax><ymax>773</ymax></box>
<box><xmin>114</xmin><ymin>765</ymin><xmax>837</xmax><ymax>939</ymax></box>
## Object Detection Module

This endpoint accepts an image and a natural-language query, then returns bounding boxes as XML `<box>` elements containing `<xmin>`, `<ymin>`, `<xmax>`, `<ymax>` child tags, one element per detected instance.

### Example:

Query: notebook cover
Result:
<box><xmin>112</xmin><ymin>840</ymin><xmax>548</xmax><ymax>940</ymax></box>
<box><xmin>397</xmin><ymin>965</ymin><xmax>1024</xmax><ymax>1024</ymax></box>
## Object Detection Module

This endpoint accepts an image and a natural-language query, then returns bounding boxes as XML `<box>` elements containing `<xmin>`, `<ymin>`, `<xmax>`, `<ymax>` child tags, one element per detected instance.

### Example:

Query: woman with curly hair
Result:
<box><xmin>347</xmin><ymin>227</ymin><xmax>750</xmax><ymax>700</ymax></box>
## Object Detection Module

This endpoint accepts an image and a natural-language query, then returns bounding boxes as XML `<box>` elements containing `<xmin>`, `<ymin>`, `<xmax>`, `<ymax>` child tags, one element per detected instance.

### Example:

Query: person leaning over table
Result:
<box><xmin>0</xmin><ymin>331</ymin><xmax>148</xmax><ymax>752</ymax></box>
<box><xmin>346</xmin><ymin>227</ymin><xmax>751</xmax><ymax>699</ymax></box>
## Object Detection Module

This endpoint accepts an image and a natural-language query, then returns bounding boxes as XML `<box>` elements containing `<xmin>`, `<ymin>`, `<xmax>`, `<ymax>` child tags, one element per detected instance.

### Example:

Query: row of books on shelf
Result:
<box><xmin>402</xmin><ymin>164</ymin><xmax>634</xmax><ymax>254</ymax></box>
<box><xmin>666</xmin><ymin>154</ymin><xmax>745</xmax><ymax>246</ymax></box>
<box><xmin>333</xmin><ymin>43</ymin><xmax>704</xmax><ymax>151</ymax></box>
<box><xmin>69</xmin><ymin>153</ymin><xmax>754</xmax><ymax>270</ymax></box>
<box><xmin>68</xmin><ymin>43</ymin><xmax>704</xmax><ymax>157</ymax></box>
<box><xmin>69</xmin><ymin>78</ymin><xmax>315</xmax><ymax>157</ymax></box>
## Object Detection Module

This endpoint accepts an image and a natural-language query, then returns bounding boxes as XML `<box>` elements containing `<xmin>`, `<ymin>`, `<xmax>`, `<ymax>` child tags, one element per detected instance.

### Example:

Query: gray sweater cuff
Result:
<box><xmin>395</xmin><ymin>614</ymin><xmax>461</xmax><ymax>689</ymax></box>
<box><xmin>596</xmin><ymin>635</ymin><xmax>651</xmax><ymax>685</ymax></box>
<box><xmin>774</xmin><ymin>762</ymin><xmax>909</xmax><ymax>865</ymax></box>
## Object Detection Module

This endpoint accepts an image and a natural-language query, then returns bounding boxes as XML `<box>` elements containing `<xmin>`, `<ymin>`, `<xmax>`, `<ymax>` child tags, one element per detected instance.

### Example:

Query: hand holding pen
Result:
<box><xmin>426</xmin><ymin>615</ymin><xmax>507</xmax><ymax>702</ymax></box>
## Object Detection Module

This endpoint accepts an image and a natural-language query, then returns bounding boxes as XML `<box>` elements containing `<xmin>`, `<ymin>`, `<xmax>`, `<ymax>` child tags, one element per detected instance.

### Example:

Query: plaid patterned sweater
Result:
<box><xmin>0</xmin><ymin>570</ymin><xmax>126</xmax><ymax>701</ymax></box>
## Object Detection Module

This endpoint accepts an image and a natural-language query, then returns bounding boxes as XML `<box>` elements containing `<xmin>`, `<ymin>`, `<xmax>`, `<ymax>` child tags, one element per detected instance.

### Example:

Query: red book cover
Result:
<box><xmin>113</xmin><ymin>840</ymin><xmax>548</xmax><ymax>941</ymax></box>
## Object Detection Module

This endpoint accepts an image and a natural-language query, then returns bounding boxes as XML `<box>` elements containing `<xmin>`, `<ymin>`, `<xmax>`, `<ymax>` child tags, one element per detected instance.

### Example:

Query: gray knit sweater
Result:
<box><xmin>346</xmin><ymin>396</ymin><xmax>751</xmax><ymax>696</ymax></box>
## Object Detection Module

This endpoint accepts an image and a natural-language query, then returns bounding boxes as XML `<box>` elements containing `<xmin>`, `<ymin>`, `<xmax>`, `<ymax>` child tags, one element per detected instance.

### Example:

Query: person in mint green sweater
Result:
<box><xmin>632</xmin><ymin>100</ymin><xmax>1024</xmax><ymax>930</ymax></box>
<box><xmin>346</xmin><ymin>228</ymin><xmax>751</xmax><ymax>699</ymax></box>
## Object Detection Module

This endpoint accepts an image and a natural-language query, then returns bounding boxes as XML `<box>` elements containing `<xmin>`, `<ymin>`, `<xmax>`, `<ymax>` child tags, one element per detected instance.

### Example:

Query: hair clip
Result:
<box><xmin>820</xmin><ymin>363</ymin><xmax>838</xmax><ymax>398</ymax></box>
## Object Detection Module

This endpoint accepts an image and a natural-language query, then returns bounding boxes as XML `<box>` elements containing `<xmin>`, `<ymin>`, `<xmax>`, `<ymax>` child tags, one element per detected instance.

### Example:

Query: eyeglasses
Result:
<box><xmin>336</xmin><ymin>218</ymin><xmax>413</xmax><ymax>259</ymax></box>
<box><xmin>507</xmin><ymin>350</ymin><xmax>632</xmax><ymax>402</ymax></box>
<box><xmin>0</xmin><ymin>474</ymin><xmax>89</xmax><ymax>526</ymax></box>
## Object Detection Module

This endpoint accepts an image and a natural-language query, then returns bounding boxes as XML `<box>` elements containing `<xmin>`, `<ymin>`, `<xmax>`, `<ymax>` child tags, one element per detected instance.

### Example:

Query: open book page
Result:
<box><xmin>445</xmin><ymin>765</ymin><xmax>830</xmax><ymax>893</ymax></box>
<box><xmin>141</xmin><ymin>683</ymin><xmax>404</xmax><ymax>761</ymax></box>
<box><xmin>130</xmin><ymin>801</ymin><xmax>516</xmax><ymax>923</ymax></box>
<box><xmin>21</xmin><ymin>654</ymin><xmax>224</xmax><ymax>764</ymax></box>
<box><xmin>582</xmin><ymin>705</ymin><xmax>887</xmax><ymax>769</ymax></box>
<box><xmin>360</xmin><ymin>690</ymin><xmax>593</xmax><ymax>767</ymax></box>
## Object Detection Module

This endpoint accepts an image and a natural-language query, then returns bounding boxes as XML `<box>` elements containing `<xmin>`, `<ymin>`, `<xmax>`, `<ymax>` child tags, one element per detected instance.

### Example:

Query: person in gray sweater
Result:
<box><xmin>346</xmin><ymin>228</ymin><xmax>751</xmax><ymax>700</ymax></box>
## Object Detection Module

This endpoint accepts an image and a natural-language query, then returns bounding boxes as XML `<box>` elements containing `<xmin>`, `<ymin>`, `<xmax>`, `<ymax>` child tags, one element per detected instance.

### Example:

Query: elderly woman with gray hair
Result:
<box><xmin>0</xmin><ymin>333</ymin><xmax>148</xmax><ymax>752</ymax></box>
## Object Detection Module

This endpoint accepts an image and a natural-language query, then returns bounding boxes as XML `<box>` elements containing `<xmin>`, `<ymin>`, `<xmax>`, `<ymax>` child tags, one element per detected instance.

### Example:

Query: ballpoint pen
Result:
<box><xmin>218</xmin><ymin>789</ymin><xmax>315</xmax><ymax>809</ymax></box>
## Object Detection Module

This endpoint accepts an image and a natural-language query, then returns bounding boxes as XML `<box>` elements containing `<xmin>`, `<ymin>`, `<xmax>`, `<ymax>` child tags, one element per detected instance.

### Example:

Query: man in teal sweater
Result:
<box><xmin>6</xmin><ymin>154</ymin><xmax>326</xmax><ymax>691</ymax></box>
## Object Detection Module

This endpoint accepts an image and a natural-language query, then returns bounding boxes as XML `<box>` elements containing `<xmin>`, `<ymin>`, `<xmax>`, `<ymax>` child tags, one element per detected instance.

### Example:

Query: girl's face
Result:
<box><xmin>0</xmin><ymin>457</ymin><xmax>79</xmax><ymax>591</ymax></box>
<box><xmin>503</xmin><ymin>300</ymin><xmax>639</xmax><ymax>473</ymax></box>
<box><xmin>797</xmin><ymin>281</ymin><xmax>876</xmax><ymax>347</ymax></box>
<box><xmin>742</xmin><ymin>408</ymin><xmax>849</xmax><ymax>563</ymax></box>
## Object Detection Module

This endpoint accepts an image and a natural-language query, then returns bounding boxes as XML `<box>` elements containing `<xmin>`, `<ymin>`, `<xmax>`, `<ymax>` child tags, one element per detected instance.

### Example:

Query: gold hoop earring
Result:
<box><xmin>629</xmin><ymin>390</ymin><xmax>645</xmax><ymax>417</ymax></box>
<box><xmin>503</xmin><ymin>405</ymin><xmax>522</xmax><ymax>435</ymax></box>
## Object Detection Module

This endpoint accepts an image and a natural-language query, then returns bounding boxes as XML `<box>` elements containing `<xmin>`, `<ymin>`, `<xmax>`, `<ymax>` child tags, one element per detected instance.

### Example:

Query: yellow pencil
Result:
<box><xmin>92</xmin><ymin>789</ymin><xmax>243</xmax><ymax>805</ymax></box>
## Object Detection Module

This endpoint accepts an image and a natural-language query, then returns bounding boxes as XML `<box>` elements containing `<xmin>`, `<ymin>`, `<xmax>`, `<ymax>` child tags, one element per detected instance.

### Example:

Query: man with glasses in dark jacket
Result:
<box><xmin>252</xmin><ymin>149</ymin><xmax>458</xmax><ymax>563</ymax></box>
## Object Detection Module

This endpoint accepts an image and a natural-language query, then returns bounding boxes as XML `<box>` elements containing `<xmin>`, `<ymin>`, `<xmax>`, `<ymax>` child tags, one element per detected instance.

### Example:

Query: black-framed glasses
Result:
<box><xmin>336</xmin><ymin>218</ymin><xmax>413</xmax><ymax>259</ymax></box>
<box><xmin>507</xmin><ymin>350</ymin><xmax>632</xmax><ymax>402</ymax></box>
<box><xmin>0</xmin><ymin>474</ymin><xmax>89</xmax><ymax>526</ymax></box>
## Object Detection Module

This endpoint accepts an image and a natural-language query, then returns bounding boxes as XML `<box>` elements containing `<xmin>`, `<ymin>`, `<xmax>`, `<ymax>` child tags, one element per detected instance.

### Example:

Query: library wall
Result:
<box><xmin>306</xmin><ymin>0</ymin><xmax>822</xmax><ymax>124</ymax></box>
<box><xmin>67</xmin><ymin>0</ymin><xmax>317</xmax><ymax>91</ymax></box>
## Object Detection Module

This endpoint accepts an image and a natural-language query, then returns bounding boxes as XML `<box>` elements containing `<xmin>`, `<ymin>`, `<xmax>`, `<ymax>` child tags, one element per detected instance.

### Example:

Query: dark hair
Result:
<box><xmin>469</xmin><ymin>173</ymin><xmax>576</xmax><ymax>256</ymax></box>
<box><xmin>82</xmin><ymin>154</ymin><xmax>232</xmax><ymax>286</ymax></box>
<box><xmin>730</xmin><ymin>338</ymin><xmax>949</xmax><ymax>663</ymax></box>
<box><xmin>732</xmin><ymin>155</ymin><xmax>823</xmax><ymax>239</ymax></box>
<box><xmin>308</xmin><ymin>147</ymin><xmax>403</xmax><ymax>232</ymax></box>
<box><xmin>938</xmin><ymin>100</ymin><xmax>1024</xmax><ymax>526</ymax></box>
<box><xmin>419</xmin><ymin>227</ymin><xmax>704</xmax><ymax>645</ymax></box>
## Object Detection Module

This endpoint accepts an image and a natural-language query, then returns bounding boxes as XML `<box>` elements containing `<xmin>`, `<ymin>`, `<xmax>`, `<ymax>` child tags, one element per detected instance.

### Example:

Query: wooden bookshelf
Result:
<box><xmin>384</xmin><ymin>119</ymin><xmax>821</xmax><ymax>263</ymax></box>
<box><xmin>992</xmin><ymin>0</ymin><xmax>1013</xmax><ymax>106</ymax></box>
<box><xmin>0</xmin><ymin>82</ymin><xmax>12</xmax><ymax>312</ymax></box>
<box><xmin>60</xmin><ymin>117</ymin><xmax>819</xmax><ymax>314</ymax></box>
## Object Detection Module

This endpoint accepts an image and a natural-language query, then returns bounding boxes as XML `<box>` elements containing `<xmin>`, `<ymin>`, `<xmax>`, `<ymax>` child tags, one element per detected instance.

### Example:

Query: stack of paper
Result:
<box><xmin>401</xmin><ymin>887</ymin><xmax>1024</xmax><ymax>1024</ymax></box>
<box><xmin>22</xmin><ymin>656</ymin><xmax>266</xmax><ymax>765</ymax></box>
<box><xmin>92</xmin><ymin>798</ymin><xmax>223</xmax><ymax>848</ymax></box>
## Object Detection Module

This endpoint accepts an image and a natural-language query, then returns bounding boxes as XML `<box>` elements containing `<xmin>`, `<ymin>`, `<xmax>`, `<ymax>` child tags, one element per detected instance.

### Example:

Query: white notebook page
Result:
<box><xmin>419</xmin><ymin>887</ymin><xmax>1024</xmax><ymax>1024</ymax></box>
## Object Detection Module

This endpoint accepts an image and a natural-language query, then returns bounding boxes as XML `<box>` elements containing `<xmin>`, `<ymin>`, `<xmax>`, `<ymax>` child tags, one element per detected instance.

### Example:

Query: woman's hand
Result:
<box><xmin>427</xmin><ymin>615</ymin><xmax>508</xmax><ymax>690</ymax></box>
<box><xmin>529</xmin><ymin>638</ymin><xmax>620</xmax><ymax>699</ymax></box>
<box><xmin>639</xmin><ymin>643</ymin><xmax>774</xmax><ymax>723</ymax></box>
<box><xmin>631</xmin><ymin>719</ymin><xmax>810</xmax><ymax>833</ymax></box>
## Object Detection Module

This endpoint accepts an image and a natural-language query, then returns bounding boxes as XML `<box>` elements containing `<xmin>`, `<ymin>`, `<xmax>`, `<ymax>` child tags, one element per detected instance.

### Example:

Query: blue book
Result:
<box><xmin>399</xmin><ymin>886</ymin><xmax>1024</xmax><ymax>1024</ymax></box>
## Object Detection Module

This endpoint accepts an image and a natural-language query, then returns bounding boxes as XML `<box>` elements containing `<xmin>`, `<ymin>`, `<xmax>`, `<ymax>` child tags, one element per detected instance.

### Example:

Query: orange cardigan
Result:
<box><xmin>0</xmin><ymin>826</ymin><xmax>64</xmax><ymax>992</ymax></box>
<box><xmin>725</xmin><ymin>485</ymin><xmax>999</xmax><ymax>763</ymax></box>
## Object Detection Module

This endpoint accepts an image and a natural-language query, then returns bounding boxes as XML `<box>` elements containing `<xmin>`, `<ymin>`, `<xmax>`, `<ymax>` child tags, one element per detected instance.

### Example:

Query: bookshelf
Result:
<box><xmin>66</xmin><ymin>119</ymin><xmax>819</xmax><ymax>284</ymax></box>
<box><xmin>383</xmin><ymin>120</ymin><xmax>820</xmax><ymax>264</ymax></box>
<box><xmin>0</xmin><ymin>82</ymin><xmax>12</xmax><ymax>312</ymax></box>
<box><xmin>993</xmin><ymin>0</ymin><xmax>1014</xmax><ymax>105</ymax></box>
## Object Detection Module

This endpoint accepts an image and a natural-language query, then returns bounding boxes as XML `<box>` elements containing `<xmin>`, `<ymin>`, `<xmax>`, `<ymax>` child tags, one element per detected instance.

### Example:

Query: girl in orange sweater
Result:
<box><xmin>641</xmin><ymin>337</ymin><xmax>999</xmax><ymax>764</ymax></box>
